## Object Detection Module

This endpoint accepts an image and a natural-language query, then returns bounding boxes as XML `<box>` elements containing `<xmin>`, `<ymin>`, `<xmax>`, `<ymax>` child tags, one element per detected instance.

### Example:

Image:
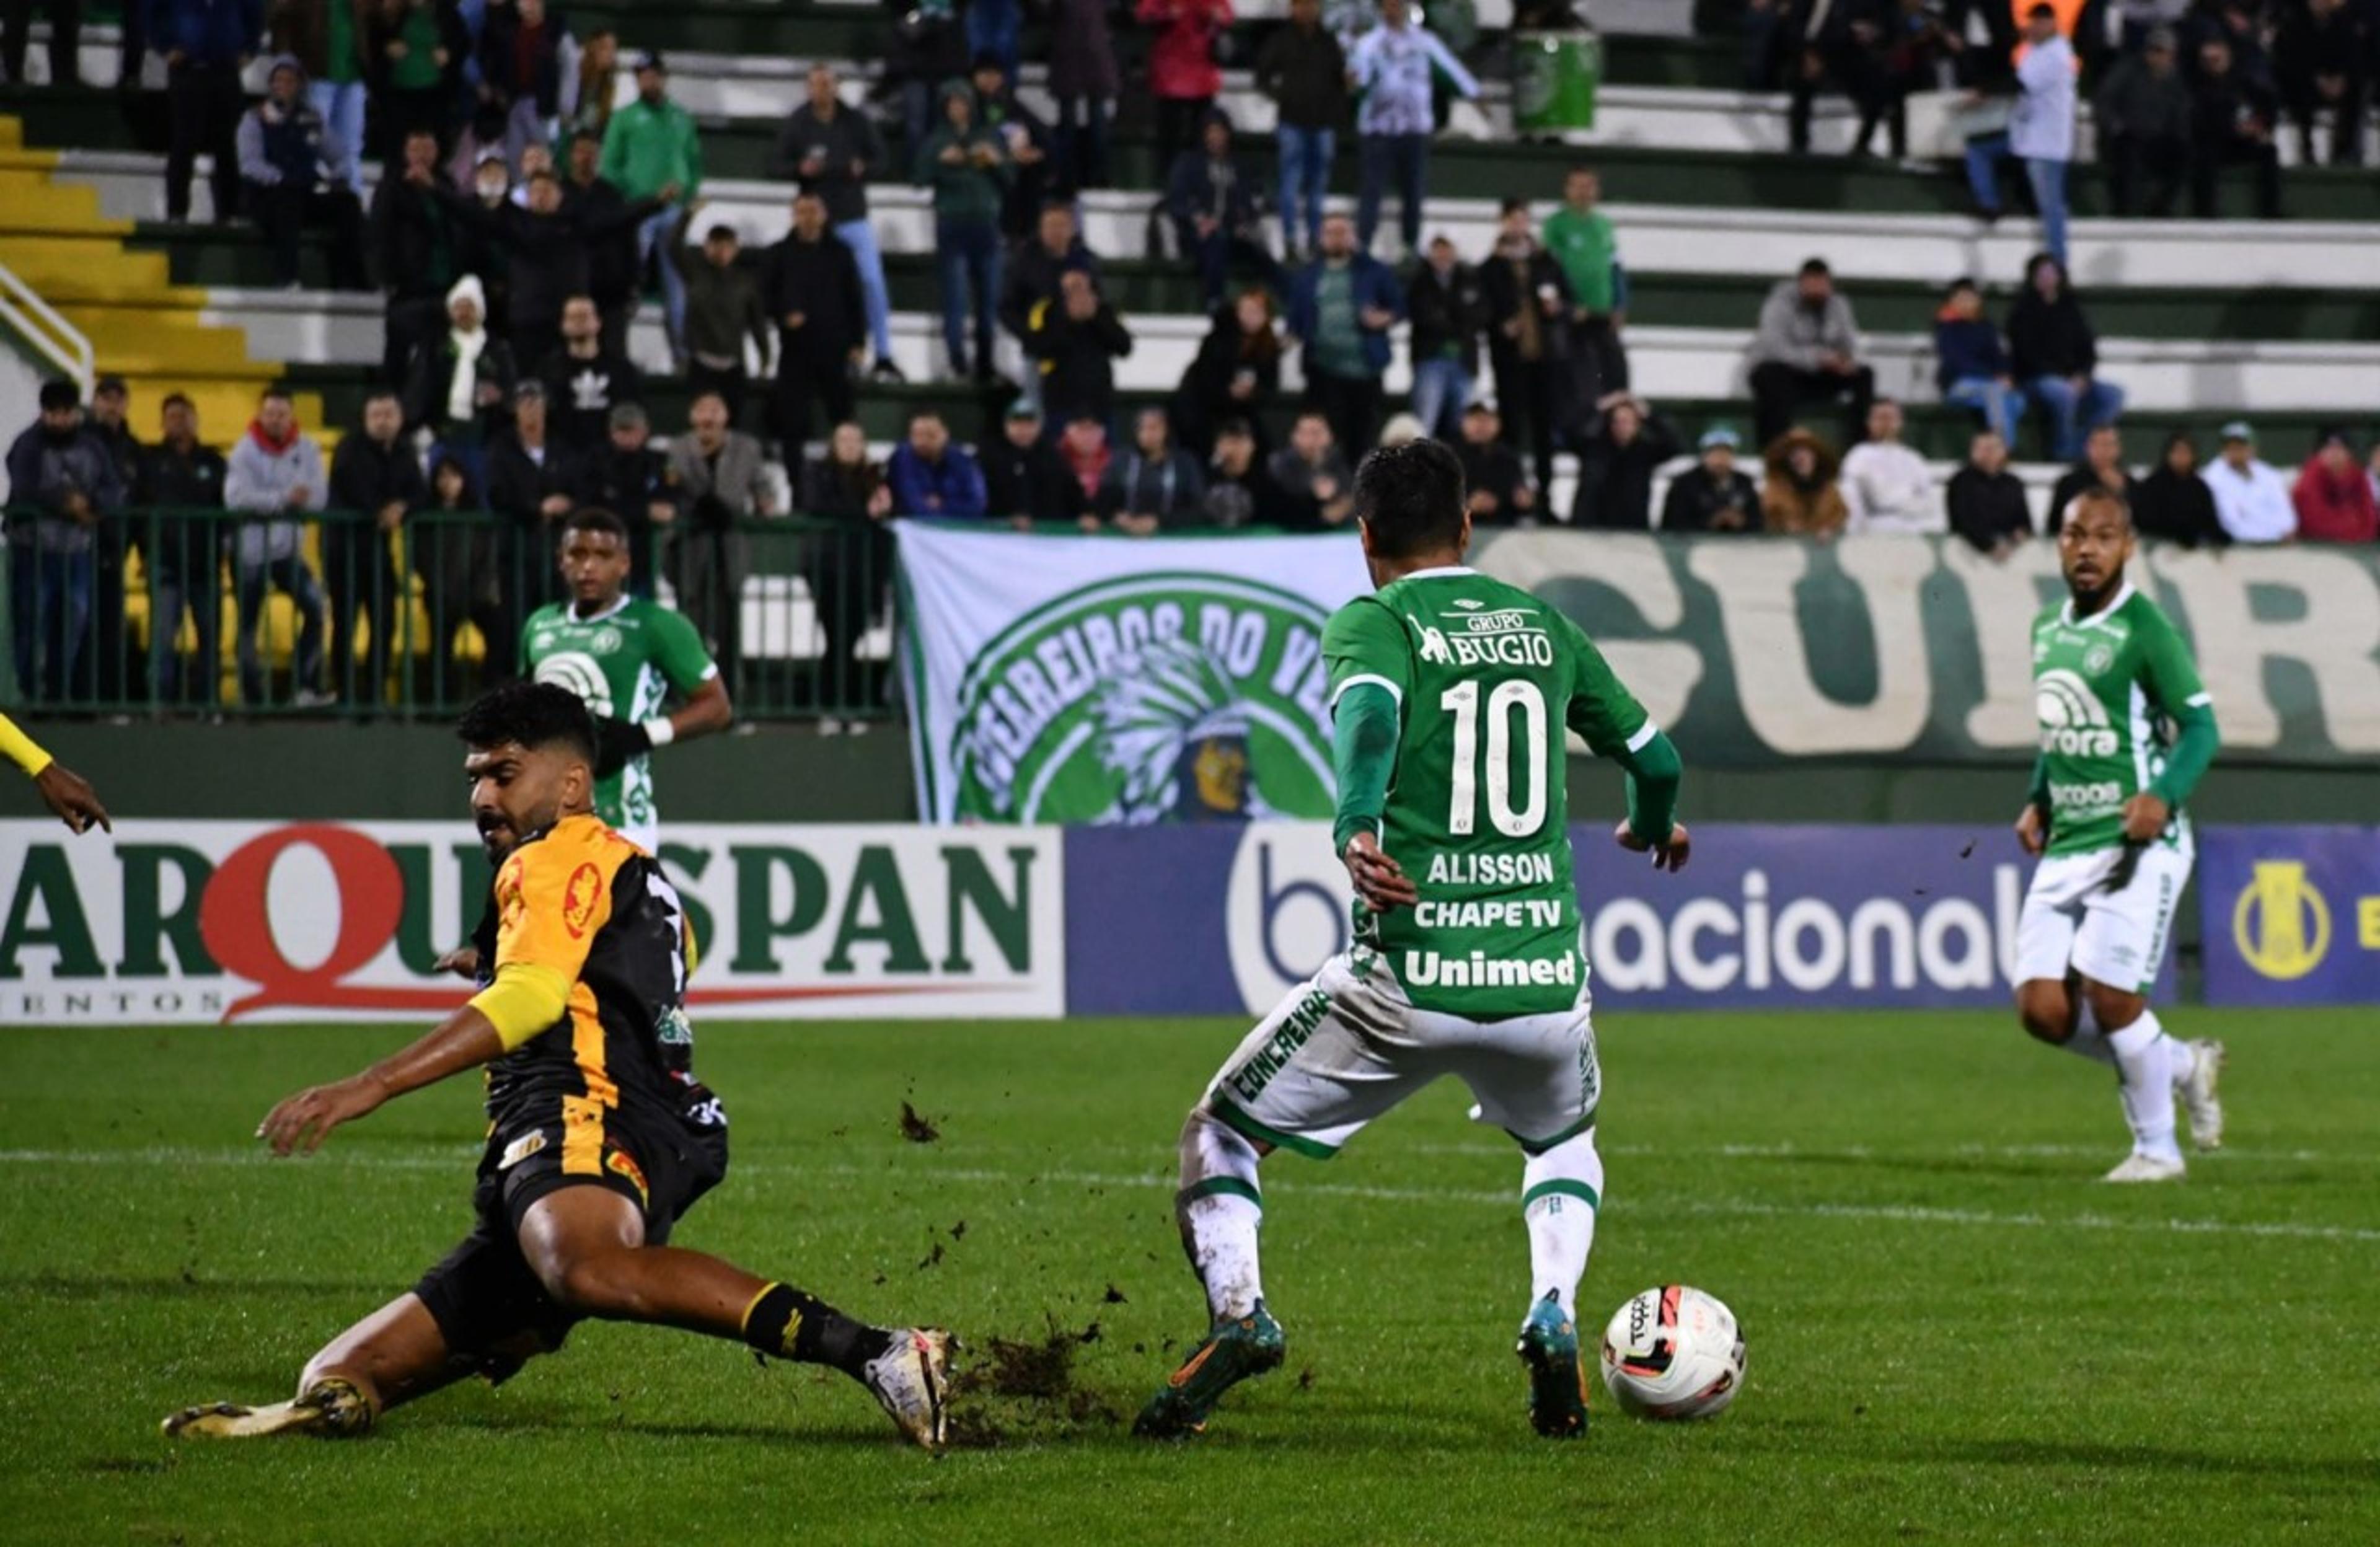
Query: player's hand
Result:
<box><xmin>1615</xmin><ymin>818</ymin><xmax>1691</xmax><ymax>873</ymax></box>
<box><xmin>593</xmin><ymin>716</ymin><xmax>655</xmax><ymax>777</ymax></box>
<box><xmin>33</xmin><ymin>761</ymin><xmax>111</xmax><ymax>835</ymax></box>
<box><xmin>433</xmin><ymin>945</ymin><xmax>482</xmax><ymax>979</ymax></box>
<box><xmin>258</xmin><ymin>1075</ymin><xmax>386</xmax><ymax>1155</ymax></box>
<box><xmin>1342</xmin><ymin>831</ymin><xmax>1419</xmax><ymax>912</ymax></box>
<box><xmin>2014</xmin><ymin>803</ymin><xmax>2047</xmax><ymax>857</ymax></box>
<box><xmin>2120</xmin><ymin>793</ymin><xmax>2170</xmax><ymax>844</ymax></box>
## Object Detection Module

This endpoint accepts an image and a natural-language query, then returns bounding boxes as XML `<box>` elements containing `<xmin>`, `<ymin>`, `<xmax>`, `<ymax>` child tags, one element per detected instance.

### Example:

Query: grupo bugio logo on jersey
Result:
<box><xmin>948</xmin><ymin>575</ymin><xmax>1339</xmax><ymax>826</ymax></box>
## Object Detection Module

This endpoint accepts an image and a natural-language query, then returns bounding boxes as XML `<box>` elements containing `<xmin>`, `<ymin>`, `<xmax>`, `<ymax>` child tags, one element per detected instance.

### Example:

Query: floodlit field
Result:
<box><xmin>3</xmin><ymin>1012</ymin><xmax>2374</xmax><ymax>1545</ymax></box>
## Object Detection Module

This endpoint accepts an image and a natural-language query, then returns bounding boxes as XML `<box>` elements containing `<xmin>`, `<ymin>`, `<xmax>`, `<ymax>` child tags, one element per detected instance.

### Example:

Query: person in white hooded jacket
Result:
<box><xmin>1840</xmin><ymin>399</ymin><xmax>1944</xmax><ymax>534</ymax></box>
<box><xmin>224</xmin><ymin>387</ymin><xmax>333</xmax><ymax>708</ymax></box>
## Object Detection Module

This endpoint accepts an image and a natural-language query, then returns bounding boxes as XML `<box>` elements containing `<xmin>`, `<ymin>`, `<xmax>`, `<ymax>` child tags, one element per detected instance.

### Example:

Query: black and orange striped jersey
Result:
<box><xmin>470</xmin><ymin>814</ymin><xmax>702</xmax><ymax>1135</ymax></box>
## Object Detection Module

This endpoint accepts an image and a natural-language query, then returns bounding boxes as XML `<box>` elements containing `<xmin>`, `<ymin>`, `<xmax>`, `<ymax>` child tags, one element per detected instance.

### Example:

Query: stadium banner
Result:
<box><xmin>894</xmin><ymin>521</ymin><xmax>1373</xmax><ymax>824</ymax></box>
<box><xmin>0</xmin><ymin>821</ymin><xmax>1064</xmax><ymax>1026</ymax></box>
<box><xmin>2197</xmin><ymin>827</ymin><xmax>2380</xmax><ymax>1007</ymax></box>
<box><xmin>1460</xmin><ymin>532</ymin><xmax>2380</xmax><ymax>768</ymax></box>
<box><xmin>1062</xmin><ymin>821</ymin><xmax>2156</xmax><ymax>1015</ymax></box>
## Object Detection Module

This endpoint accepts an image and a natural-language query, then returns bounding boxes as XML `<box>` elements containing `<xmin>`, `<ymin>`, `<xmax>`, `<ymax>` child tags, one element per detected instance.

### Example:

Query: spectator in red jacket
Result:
<box><xmin>2293</xmin><ymin>431</ymin><xmax>2378</xmax><ymax>543</ymax></box>
<box><xmin>1137</xmin><ymin>0</ymin><xmax>1232</xmax><ymax>170</ymax></box>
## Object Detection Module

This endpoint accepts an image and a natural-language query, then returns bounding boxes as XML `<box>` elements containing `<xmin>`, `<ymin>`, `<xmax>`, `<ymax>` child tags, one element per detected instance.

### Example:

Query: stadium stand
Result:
<box><xmin>2</xmin><ymin>1</ymin><xmax>2376</xmax><ymax>713</ymax></box>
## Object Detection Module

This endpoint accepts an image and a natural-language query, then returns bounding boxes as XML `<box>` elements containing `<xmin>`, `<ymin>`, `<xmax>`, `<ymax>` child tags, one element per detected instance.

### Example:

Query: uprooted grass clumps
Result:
<box><xmin>945</xmin><ymin>1316</ymin><xmax>1124</xmax><ymax>1448</ymax></box>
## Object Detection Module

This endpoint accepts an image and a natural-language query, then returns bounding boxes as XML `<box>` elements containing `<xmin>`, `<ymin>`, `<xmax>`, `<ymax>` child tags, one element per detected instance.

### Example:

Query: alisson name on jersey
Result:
<box><xmin>1424</xmin><ymin>851</ymin><xmax>1559</xmax><ymax>887</ymax></box>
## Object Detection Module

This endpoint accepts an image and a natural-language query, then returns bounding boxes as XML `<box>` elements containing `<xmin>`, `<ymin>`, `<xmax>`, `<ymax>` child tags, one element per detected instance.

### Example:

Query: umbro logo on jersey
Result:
<box><xmin>1452</xmin><ymin>598</ymin><xmax>1486</xmax><ymax>610</ymax></box>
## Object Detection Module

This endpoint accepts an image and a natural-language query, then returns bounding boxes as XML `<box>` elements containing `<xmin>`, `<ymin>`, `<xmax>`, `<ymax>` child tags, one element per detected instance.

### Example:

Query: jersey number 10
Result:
<box><xmin>1441</xmin><ymin>678</ymin><xmax>1549</xmax><ymax>839</ymax></box>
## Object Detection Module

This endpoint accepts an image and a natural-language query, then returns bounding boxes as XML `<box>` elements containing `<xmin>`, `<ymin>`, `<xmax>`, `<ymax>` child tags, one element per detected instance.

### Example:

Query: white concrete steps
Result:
<box><xmin>60</xmin><ymin>149</ymin><xmax>2380</xmax><ymax>296</ymax></box>
<box><xmin>191</xmin><ymin>283</ymin><xmax>2380</xmax><ymax>416</ymax></box>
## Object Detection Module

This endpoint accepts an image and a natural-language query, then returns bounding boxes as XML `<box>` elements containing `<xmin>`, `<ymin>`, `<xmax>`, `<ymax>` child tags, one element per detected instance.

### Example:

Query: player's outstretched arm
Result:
<box><xmin>2</xmin><ymin>713</ymin><xmax>111</xmax><ymax>835</ymax></box>
<box><xmin>258</xmin><ymin>943</ymin><xmax>574</xmax><ymax>1154</ymax></box>
<box><xmin>33</xmin><ymin>761</ymin><xmax>112</xmax><ymax>835</ymax></box>
<box><xmin>258</xmin><ymin>1003</ymin><xmax>509</xmax><ymax>1155</ymax></box>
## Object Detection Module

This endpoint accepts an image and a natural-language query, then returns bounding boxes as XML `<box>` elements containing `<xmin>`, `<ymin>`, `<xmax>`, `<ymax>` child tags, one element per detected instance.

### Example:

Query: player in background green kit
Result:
<box><xmin>1134</xmin><ymin>439</ymin><xmax>1689</xmax><ymax>1442</ymax></box>
<box><xmin>2012</xmin><ymin>489</ymin><xmax>2225</xmax><ymax>1184</ymax></box>
<box><xmin>520</xmin><ymin>509</ymin><xmax>733</xmax><ymax>854</ymax></box>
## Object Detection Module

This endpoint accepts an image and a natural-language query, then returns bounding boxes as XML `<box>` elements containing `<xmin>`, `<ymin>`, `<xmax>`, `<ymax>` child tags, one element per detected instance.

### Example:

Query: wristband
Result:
<box><xmin>641</xmin><ymin>716</ymin><xmax>677</xmax><ymax>749</ymax></box>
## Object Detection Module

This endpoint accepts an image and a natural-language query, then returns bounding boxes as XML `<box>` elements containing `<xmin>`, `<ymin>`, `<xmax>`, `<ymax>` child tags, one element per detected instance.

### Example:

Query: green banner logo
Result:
<box><xmin>948</xmin><ymin>573</ymin><xmax>1338</xmax><ymax>824</ymax></box>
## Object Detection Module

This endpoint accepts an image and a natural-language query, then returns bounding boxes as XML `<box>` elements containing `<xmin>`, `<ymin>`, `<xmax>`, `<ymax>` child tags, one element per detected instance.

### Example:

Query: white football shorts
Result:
<box><xmin>2014</xmin><ymin>835</ymin><xmax>2193</xmax><ymax>995</ymax></box>
<box><xmin>1202</xmin><ymin>950</ymin><xmax>1599</xmax><ymax>1158</ymax></box>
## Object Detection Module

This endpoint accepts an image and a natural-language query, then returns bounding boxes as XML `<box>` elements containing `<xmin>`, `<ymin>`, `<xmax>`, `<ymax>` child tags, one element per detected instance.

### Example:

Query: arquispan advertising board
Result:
<box><xmin>0</xmin><ymin>821</ymin><xmax>1064</xmax><ymax>1025</ymax></box>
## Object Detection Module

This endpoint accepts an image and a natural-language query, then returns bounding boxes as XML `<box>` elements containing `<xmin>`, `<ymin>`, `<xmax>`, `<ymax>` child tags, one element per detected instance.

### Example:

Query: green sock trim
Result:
<box><xmin>1181</xmin><ymin>1176</ymin><xmax>1264</xmax><ymax>1208</ymax></box>
<box><xmin>1522</xmin><ymin>1178</ymin><xmax>1601</xmax><ymax>1210</ymax></box>
<box><xmin>1509</xmin><ymin>1107</ymin><xmax>1598</xmax><ymax>1158</ymax></box>
<box><xmin>1209</xmin><ymin>1096</ymin><xmax>1339</xmax><ymax>1161</ymax></box>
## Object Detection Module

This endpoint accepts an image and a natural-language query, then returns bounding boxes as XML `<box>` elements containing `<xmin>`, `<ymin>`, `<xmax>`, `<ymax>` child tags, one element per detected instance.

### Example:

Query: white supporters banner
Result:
<box><xmin>0</xmin><ymin>821</ymin><xmax>1065</xmax><ymax>1026</ymax></box>
<box><xmin>895</xmin><ymin>521</ymin><xmax>1373</xmax><ymax>824</ymax></box>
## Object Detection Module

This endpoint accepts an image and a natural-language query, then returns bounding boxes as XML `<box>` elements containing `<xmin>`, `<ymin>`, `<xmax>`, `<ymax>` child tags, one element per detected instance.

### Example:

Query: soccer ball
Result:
<box><xmin>1598</xmin><ymin>1285</ymin><xmax>1747</xmax><ymax>1421</ymax></box>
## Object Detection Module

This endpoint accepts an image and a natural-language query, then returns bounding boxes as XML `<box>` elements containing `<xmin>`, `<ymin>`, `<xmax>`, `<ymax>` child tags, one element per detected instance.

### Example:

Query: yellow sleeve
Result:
<box><xmin>1</xmin><ymin>713</ymin><xmax>54</xmax><ymax>778</ymax></box>
<box><xmin>469</xmin><ymin>962</ymin><xmax>575</xmax><ymax>1051</ymax></box>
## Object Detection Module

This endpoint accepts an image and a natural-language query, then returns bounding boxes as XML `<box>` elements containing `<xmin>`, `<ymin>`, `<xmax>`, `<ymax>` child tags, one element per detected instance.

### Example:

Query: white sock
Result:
<box><xmin>1521</xmin><ymin>1131</ymin><xmax>1604</xmax><ymax>1319</ymax></box>
<box><xmin>1178</xmin><ymin>1108</ymin><xmax>1266</xmax><ymax>1321</ymax></box>
<box><xmin>2105</xmin><ymin>1010</ymin><xmax>2182</xmax><ymax>1163</ymax></box>
<box><xmin>2061</xmin><ymin>998</ymin><xmax>2117</xmax><ymax>1067</ymax></box>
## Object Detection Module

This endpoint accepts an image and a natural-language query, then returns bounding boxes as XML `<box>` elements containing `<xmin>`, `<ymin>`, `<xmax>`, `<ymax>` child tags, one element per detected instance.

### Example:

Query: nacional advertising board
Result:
<box><xmin>0</xmin><ymin>821</ymin><xmax>1064</xmax><ymax>1025</ymax></box>
<box><xmin>2197</xmin><ymin>827</ymin><xmax>2380</xmax><ymax>1007</ymax></box>
<box><xmin>1064</xmin><ymin>822</ymin><xmax>2102</xmax><ymax>1016</ymax></box>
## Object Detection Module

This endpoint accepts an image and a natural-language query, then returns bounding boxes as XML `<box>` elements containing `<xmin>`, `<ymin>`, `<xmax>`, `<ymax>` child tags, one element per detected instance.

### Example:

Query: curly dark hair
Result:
<box><xmin>455</xmin><ymin>681</ymin><xmax>599</xmax><ymax>767</ymax></box>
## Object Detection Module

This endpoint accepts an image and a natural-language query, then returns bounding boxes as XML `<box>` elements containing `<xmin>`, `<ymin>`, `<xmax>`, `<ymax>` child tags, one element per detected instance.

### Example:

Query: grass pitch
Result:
<box><xmin>2</xmin><ymin>1011</ymin><xmax>2375</xmax><ymax>1545</ymax></box>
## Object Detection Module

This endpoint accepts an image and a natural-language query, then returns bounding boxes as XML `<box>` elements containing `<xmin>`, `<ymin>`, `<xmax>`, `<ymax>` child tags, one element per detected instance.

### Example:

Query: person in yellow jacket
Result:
<box><xmin>1</xmin><ymin>713</ymin><xmax>111</xmax><ymax>834</ymax></box>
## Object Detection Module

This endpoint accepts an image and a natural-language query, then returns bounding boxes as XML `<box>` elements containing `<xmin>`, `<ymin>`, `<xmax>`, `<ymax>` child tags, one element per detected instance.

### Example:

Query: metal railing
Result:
<box><xmin>0</xmin><ymin>507</ymin><xmax>898</xmax><ymax>721</ymax></box>
<box><xmin>0</xmin><ymin>260</ymin><xmax>94</xmax><ymax>398</ymax></box>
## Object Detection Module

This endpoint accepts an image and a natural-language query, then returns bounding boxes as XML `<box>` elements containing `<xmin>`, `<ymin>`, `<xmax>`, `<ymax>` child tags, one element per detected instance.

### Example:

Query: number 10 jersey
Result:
<box><xmin>1323</xmin><ymin>565</ymin><xmax>1655</xmax><ymax>1020</ymax></box>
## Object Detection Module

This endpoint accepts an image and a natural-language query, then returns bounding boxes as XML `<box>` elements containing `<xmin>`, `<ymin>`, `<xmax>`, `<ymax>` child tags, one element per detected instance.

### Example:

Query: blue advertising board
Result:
<box><xmin>2198</xmin><ymin>827</ymin><xmax>2380</xmax><ymax>1007</ymax></box>
<box><xmin>1065</xmin><ymin>822</ymin><xmax>2135</xmax><ymax>1016</ymax></box>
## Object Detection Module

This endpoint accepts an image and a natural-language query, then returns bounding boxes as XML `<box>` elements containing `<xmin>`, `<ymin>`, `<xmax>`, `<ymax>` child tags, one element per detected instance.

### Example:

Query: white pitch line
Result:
<box><xmin>1406</xmin><ymin>1139</ymin><xmax>2361</xmax><ymax>1165</ymax></box>
<box><xmin>2</xmin><ymin>1148</ymin><xmax>2375</xmax><ymax>1244</ymax></box>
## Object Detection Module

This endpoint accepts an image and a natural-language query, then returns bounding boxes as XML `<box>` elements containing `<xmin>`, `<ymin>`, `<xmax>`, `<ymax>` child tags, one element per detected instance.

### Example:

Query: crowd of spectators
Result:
<box><xmin>1756</xmin><ymin>0</ymin><xmax>2376</xmax><ymax>230</ymax></box>
<box><xmin>4</xmin><ymin>1</ymin><xmax>2378</xmax><ymax>719</ymax></box>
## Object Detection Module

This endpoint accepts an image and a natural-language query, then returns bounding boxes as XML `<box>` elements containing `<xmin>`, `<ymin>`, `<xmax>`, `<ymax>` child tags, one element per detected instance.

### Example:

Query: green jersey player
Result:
<box><xmin>2012</xmin><ymin>489</ymin><xmax>2224</xmax><ymax>1183</ymax></box>
<box><xmin>1133</xmin><ymin>439</ymin><xmax>1688</xmax><ymax>1443</ymax></box>
<box><xmin>520</xmin><ymin>509</ymin><xmax>734</xmax><ymax>853</ymax></box>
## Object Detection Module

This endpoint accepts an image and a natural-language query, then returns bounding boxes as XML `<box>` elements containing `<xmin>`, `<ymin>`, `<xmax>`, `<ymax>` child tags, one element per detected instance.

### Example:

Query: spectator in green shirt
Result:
<box><xmin>1538</xmin><ymin>166</ymin><xmax>1630</xmax><ymax>423</ymax></box>
<box><xmin>599</xmin><ymin>50</ymin><xmax>701</xmax><ymax>366</ymax></box>
<box><xmin>915</xmin><ymin>80</ymin><xmax>1013</xmax><ymax>382</ymax></box>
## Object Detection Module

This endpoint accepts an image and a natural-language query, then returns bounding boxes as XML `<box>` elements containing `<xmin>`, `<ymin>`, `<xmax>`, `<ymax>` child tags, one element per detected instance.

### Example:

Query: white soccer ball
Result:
<box><xmin>1598</xmin><ymin>1285</ymin><xmax>1747</xmax><ymax>1421</ymax></box>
